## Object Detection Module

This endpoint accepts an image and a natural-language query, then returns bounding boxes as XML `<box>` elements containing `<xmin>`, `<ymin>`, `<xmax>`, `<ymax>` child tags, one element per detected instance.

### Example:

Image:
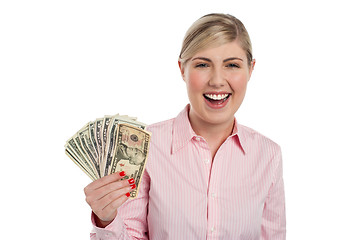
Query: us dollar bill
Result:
<box><xmin>110</xmin><ymin>123</ymin><xmax>151</xmax><ymax>198</ymax></box>
<box><xmin>65</xmin><ymin>114</ymin><xmax>151</xmax><ymax>199</ymax></box>
<box><xmin>65</xmin><ymin>148</ymin><xmax>96</xmax><ymax>181</ymax></box>
<box><xmin>94</xmin><ymin>118</ymin><xmax>104</xmax><ymax>176</ymax></box>
<box><xmin>66</xmin><ymin>137</ymin><xmax>98</xmax><ymax>180</ymax></box>
<box><xmin>114</xmin><ymin>115</ymin><xmax>147</xmax><ymax>130</ymax></box>
<box><xmin>88</xmin><ymin>121</ymin><xmax>99</xmax><ymax>165</ymax></box>
<box><xmin>102</xmin><ymin>115</ymin><xmax>120</xmax><ymax>177</ymax></box>
<box><xmin>78</xmin><ymin>124</ymin><xmax>100</xmax><ymax>178</ymax></box>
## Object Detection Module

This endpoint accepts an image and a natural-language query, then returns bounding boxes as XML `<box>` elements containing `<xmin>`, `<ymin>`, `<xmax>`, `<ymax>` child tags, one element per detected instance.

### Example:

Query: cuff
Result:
<box><xmin>91</xmin><ymin>210</ymin><xmax>128</xmax><ymax>239</ymax></box>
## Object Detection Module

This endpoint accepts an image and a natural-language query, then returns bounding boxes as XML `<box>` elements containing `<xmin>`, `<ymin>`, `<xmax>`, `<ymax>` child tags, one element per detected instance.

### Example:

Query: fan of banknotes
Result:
<box><xmin>65</xmin><ymin>114</ymin><xmax>151</xmax><ymax>198</ymax></box>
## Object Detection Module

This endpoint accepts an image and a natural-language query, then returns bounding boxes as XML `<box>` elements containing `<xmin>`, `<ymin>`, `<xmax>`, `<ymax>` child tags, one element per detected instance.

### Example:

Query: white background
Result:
<box><xmin>1</xmin><ymin>0</ymin><xmax>360</xmax><ymax>239</ymax></box>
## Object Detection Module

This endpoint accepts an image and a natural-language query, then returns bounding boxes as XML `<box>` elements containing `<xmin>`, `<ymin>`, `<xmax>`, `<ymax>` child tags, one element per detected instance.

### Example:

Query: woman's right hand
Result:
<box><xmin>84</xmin><ymin>171</ymin><xmax>135</xmax><ymax>228</ymax></box>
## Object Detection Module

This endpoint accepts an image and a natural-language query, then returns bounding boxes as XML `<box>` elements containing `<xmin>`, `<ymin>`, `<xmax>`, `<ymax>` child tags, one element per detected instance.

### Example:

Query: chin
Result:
<box><xmin>202</xmin><ymin>109</ymin><xmax>235</xmax><ymax>126</ymax></box>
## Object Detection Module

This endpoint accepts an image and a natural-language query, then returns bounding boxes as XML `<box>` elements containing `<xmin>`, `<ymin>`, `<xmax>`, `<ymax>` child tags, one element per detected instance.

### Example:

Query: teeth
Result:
<box><xmin>204</xmin><ymin>93</ymin><xmax>229</xmax><ymax>100</ymax></box>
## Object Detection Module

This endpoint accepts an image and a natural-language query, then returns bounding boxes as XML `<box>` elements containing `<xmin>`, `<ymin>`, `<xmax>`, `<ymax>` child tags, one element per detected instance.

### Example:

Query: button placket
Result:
<box><xmin>207</xmin><ymin>148</ymin><xmax>225</xmax><ymax>238</ymax></box>
<box><xmin>194</xmin><ymin>136</ymin><xmax>211</xmax><ymax>165</ymax></box>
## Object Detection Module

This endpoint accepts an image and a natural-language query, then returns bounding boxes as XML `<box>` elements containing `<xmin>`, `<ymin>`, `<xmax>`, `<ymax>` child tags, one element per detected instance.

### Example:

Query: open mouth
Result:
<box><xmin>203</xmin><ymin>93</ymin><xmax>231</xmax><ymax>105</ymax></box>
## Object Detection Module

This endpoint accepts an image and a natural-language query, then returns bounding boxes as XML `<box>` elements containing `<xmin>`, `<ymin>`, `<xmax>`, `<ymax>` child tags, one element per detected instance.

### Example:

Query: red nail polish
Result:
<box><xmin>130</xmin><ymin>184</ymin><xmax>136</xmax><ymax>189</ymax></box>
<box><xmin>128</xmin><ymin>178</ymin><xmax>135</xmax><ymax>184</ymax></box>
<box><xmin>126</xmin><ymin>192</ymin><xmax>130</xmax><ymax>197</ymax></box>
<box><xmin>119</xmin><ymin>171</ymin><xmax>126</xmax><ymax>177</ymax></box>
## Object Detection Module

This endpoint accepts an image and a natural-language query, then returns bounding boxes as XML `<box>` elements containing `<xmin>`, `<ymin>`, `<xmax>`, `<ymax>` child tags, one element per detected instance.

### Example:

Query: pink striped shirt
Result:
<box><xmin>91</xmin><ymin>105</ymin><xmax>286</xmax><ymax>239</ymax></box>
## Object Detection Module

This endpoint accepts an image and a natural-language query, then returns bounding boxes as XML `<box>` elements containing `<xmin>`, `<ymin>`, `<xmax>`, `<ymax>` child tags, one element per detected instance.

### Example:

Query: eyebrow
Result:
<box><xmin>192</xmin><ymin>57</ymin><xmax>244</xmax><ymax>62</ymax></box>
<box><xmin>224</xmin><ymin>57</ymin><xmax>243</xmax><ymax>62</ymax></box>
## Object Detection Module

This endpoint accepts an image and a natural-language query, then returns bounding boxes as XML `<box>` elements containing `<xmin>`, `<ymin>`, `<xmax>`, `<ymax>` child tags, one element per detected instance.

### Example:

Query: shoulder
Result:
<box><xmin>237</xmin><ymin>123</ymin><xmax>281</xmax><ymax>156</ymax></box>
<box><xmin>146</xmin><ymin>118</ymin><xmax>175</xmax><ymax>135</ymax></box>
<box><xmin>145</xmin><ymin>118</ymin><xmax>176</xmax><ymax>148</ymax></box>
<box><xmin>143</xmin><ymin>118</ymin><xmax>176</xmax><ymax>165</ymax></box>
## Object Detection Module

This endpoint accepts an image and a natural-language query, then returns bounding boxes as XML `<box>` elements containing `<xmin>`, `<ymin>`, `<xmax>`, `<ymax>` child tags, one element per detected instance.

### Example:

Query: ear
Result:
<box><xmin>248</xmin><ymin>59</ymin><xmax>256</xmax><ymax>80</ymax></box>
<box><xmin>178</xmin><ymin>61</ymin><xmax>185</xmax><ymax>81</ymax></box>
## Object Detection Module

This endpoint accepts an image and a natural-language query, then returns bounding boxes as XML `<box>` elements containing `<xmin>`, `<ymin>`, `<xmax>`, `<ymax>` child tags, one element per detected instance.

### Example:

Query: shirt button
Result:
<box><xmin>211</xmin><ymin>227</ymin><xmax>215</xmax><ymax>232</ymax></box>
<box><xmin>204</xmin><ymin>159</ymin><xmax>210</xmax><ymax>164</ymax></box>
<box><xmin>211</xmin><ymin>193</ymin><xmax>216</xmax><ymax>198</ymax></box>
<box><xmin>195</xmin><ymin>136</ymin><xmax>201</xmax><ymax>141</ymax></box>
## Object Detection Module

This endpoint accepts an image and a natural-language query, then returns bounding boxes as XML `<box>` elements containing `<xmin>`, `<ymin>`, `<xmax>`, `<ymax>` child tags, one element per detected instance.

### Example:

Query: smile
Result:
<box><xmin>204</xmin><ymin>93</ymin><xmax>230</xmax><ymax>102</ymax></box>
<box><xmin>204</xmin><ymin>93</ymin><xmax>229</xmax><ymax>100</ymax></box>
<box><xmin>203</xmin><ymin>93</ymin><xmax>231</xmax><ymax>109</ymax></box>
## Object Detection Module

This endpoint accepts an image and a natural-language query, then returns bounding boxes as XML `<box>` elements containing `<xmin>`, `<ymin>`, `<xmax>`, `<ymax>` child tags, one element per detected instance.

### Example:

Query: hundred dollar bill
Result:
<box><xmin>110</xmin><ymin>123</ymin><xmax>151</xmax><ymax>198</ymax></box>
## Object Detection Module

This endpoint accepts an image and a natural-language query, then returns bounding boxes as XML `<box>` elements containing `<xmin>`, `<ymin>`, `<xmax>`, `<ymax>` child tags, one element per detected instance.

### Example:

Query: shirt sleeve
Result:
<box><xmin>90</xmin><ymin>170</ymin><xmax>150</xmax><ymax>240</ymax></box>
<box><xmin>261</xmin><ymin>148</ymin><xmax>286</xmax><ymax>240</ymax></box>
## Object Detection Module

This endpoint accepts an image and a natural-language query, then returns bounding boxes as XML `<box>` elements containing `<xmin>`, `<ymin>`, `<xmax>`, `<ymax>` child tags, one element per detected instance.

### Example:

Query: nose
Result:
<box><xmin>208</xmin><ymin>67</ymin><xmax>226</xmax><ymax>87</ymax></box>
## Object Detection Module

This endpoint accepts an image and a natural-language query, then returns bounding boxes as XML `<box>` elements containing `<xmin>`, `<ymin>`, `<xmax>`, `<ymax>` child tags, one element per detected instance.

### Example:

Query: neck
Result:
<box><xmin>188</xmin><ymin>110</ymin><xmax>235</xmax><ymax>158</ymax></box>
<box><xmin>192</xmin><ymin>117</ymin><xmax>234</xmax><ymax>140</ymax></box>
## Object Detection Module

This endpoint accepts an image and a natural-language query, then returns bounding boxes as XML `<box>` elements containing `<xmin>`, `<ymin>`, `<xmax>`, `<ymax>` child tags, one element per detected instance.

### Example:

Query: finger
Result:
<box><xmin>85</xmin><ymin>171</ymin><xmax>126</xmax><ymax>193</ymax></box>
<box><xmin>89</xmin><ymin>178</ymin><xmax>133</xmax><ymax>202</ymax></box>
<box><xmin>100</xmin><ymin>194</ymin><xmax>130</xmax><ymax>220</ymax></box>
<box><xmin>92</xmin><ymin>171</ymin><xmax>126</xmax><ymax>190</ymax></box>
<box><xmin>92</xmin><ymin>186</ymin><xmax>132</xmax><ymax>214</ymax></box>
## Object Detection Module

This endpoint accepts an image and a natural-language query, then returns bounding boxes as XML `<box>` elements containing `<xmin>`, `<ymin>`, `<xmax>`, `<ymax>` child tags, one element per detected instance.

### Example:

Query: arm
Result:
<box><xmin>261</xmin><ymin>150</ymin><xmax>286</xmax><ymax>240</ymax></box>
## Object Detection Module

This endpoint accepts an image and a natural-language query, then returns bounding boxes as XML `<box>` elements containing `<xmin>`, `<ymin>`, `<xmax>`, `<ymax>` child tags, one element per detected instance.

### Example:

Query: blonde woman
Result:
<box><xmin>84</xmin><ymin>13</ymin><xmax>286</xmax><ymax>239</ymax></box>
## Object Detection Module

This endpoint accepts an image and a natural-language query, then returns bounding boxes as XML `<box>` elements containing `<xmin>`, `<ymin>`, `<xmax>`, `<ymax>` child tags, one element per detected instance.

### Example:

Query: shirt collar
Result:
<box><xmin>172</xmin><ymin>105</ymin><xmax>197</xmax><ymax>154</ymax></box>
<box><xmin>171</xmin><ymin>105</ymin><xmax>247</xmax><ymax>154</ymax></box>
<box><xmin>230</xmin><ymin>119</ymin><xmax>248</xmax><ymax>154</ymax></box>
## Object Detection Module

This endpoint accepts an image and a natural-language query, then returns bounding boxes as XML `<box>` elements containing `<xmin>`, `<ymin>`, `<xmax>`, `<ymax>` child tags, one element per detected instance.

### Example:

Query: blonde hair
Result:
<box><xmin>179</xmin><ymin>13</ymin><xmax>253</xmax><ymax>67</ymax></box>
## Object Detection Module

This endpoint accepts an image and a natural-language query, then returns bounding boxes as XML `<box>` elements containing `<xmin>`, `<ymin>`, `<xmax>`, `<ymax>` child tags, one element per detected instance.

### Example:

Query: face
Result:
<box><xmin>126</xmin><ymin>146</ymin><xmax>146</xmax><ymax>165</ymax></box>
<box><xmin>179</xmin><ymin>41</ymin><xmax>255</xmax><ymax>129</ymax></box>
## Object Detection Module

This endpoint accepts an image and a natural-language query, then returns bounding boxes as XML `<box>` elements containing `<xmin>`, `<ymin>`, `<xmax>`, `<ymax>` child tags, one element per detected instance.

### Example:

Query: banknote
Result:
<box><xmin>65</xmin><ymin>114</ymin><xmax>151</xmax><ymax>198</ymax></box>
<box><xmin>95</xmin><ymin>118</ymin><xmax>104</xmax><ymax>170</ymax></box>
<box><xmin>110</xmin><ymin>123</ymin><xmax>150</xmax><ymax>198</ymax></box>
<box><xmin>66</xmin><ymin>136</ymin><xmax>98</xmax><ymax>179</ymax></box>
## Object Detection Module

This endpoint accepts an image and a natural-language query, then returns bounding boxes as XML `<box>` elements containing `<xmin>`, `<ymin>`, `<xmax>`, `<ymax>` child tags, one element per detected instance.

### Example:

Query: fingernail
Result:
<box><xmin>119</xmin><ymin>171</ymin><xmax>126</xmax><ymax>177</ymax></box>
<box><xmin>126</xmin><ymin>192</ymin><xmax>130</xmax><ymax>197</ymax></box>
<box><xmin>130</xmin><ymin>184</ymin><xmax>136</xmax><ymax>189</ymax></box>
<box><xmin>128</xmin><ymin>178</ymin><xmax>135</xmax><ymax>184</ymax></box>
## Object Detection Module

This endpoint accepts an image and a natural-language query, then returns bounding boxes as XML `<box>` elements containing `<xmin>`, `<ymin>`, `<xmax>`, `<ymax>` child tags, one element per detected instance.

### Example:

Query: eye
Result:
<box><xmin>226</xmin><ymin>63</ymin><xmax>240</xmax><ymax>68</ymax></box>
<box><xmin>195</xmin><ymin>63</ymin><xmax>209</xmax><ymax>68</ymax></box>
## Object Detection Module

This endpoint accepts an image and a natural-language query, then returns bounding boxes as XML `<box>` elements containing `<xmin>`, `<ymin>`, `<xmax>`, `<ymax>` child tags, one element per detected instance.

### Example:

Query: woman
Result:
<box><xmin>84</xmin><ymin>13</ymin><xmax>286</xmax><ymax>239</ymax></box>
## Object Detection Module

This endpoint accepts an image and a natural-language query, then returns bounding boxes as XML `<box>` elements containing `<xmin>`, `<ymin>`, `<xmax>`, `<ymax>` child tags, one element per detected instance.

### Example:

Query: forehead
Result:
<box><xmin>192</xmin><ymin>41</ymin><xmax>246</xmax><ymax>60</ymax></box>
